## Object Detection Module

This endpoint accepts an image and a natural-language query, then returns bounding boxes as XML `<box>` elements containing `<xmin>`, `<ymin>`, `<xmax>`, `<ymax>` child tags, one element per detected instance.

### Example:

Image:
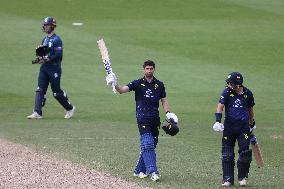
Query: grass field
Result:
<box><xmin>0</xmin><ymin>0</ymin><xmax>284</xmax><ymax>188</ymax></box>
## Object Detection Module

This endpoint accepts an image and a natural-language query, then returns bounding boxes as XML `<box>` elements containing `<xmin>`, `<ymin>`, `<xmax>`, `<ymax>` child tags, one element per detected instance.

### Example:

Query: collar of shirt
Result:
<box><xmin>142</xmin><ymin>76</ymin><xmax>157</xmax><ymax>84</ymax></box>
<box><xmin>227</xmin><ymin>86</ymin><xmax>248</xmax><ymax>96</ymax></box>
<box><xmin>47</xmin><ymin>33</ymin><xmax>56</xmax><ymax>38</ymax></box>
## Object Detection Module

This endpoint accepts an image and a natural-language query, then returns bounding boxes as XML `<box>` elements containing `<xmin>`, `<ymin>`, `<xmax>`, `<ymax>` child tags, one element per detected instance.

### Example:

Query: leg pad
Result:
<box><xmin>140</xmin><ymin>133</ymin><xmax>158</xmax><ymax>175</ymax></box>
<box><xmin>222</xmin><ymin>146</ymin><xmax>235</xmax><ymax>184</ymax></box>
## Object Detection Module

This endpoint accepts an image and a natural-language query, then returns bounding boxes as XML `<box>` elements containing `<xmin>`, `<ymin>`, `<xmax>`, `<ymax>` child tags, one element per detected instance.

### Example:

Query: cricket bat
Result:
<box><xmin>97</xmin><ymin>38</ymin><xmax>116</xmax><ymax>93</ymax></box>
<box><xmin>251</xmin><ymin>135</ymin><xmax>264</xmax><ymax>168</ymax></box>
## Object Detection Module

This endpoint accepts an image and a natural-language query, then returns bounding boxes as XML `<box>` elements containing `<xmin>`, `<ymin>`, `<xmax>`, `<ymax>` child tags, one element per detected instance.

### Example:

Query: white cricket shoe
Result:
<box><xmin>133</xmin><ymin>172</ymin><xmax>147</xmax><ymax>179</ymax></box>
<box><xmin>239</xmin><ymin>178</ymin><xmax>247</xmax><ymax>187</ymax></box>
<box><xmin>27</xmin><ymin>112</ymin><xmax>42</xmax><ymax>119</ymax></box>
<box><xmin>150</xmin><ymin>172</ymin><xmax>160</xmax><ymax>182</ymax></box>
<box><xmin>222</xmin><ymin>181</ymin><xmax>232</xmax><ymax>187</ymax></box>
<box><xmin>64</xmin><ymin>106</ymin><xmax>75</xmax><ymax>119</ymax></box>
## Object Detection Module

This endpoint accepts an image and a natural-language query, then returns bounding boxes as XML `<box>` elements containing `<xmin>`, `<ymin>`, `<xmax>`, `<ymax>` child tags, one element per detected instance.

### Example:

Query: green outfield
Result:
<box><xmin>0</xmin><ymin>0</ymin><xmax>283</xmax><ymax>188</ymax></box>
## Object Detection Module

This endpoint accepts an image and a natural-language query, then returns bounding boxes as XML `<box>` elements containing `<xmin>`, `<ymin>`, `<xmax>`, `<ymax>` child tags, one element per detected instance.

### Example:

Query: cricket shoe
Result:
<box><xmin>221</xmin><ymin>181</ymin><xmax>232</xmax><ymax>187</ymax></box>
<box><xmin>150</xmin><ymin>172</ymin><xmax>160</xmax><ymax>182</ymax></box>
<box><xmin>133</xmin><ymin>172</ymin><xmax>147</xmax><ymax>179</ymax></box>
<box><xmin>239</xmin><ymin>178</ymin><xmax>247</xmax><ymax>187</ymax></box>
<box><xmin>64</xmin><ymin>106</ymin><xmax>75</xmax><ymax>119</ymax></box>
<box><xmin>27</xmin><ymin>112</ymin><xmax>42</xmax><ymax>119</ymax></box>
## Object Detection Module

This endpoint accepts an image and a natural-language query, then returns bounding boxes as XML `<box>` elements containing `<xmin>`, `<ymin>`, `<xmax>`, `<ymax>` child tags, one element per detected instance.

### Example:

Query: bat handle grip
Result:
<box><xmin>112</xmin><ymin>83</ymin><xmax>117</xmax><ymax>93</ymax></box>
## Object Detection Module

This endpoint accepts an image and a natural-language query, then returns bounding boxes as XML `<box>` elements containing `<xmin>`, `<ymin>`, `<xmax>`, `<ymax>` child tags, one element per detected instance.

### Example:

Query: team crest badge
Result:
<box><xmin>154</xmin><ymin>84</ymin><xmax>158</xmax><ymax>89</ymax></box>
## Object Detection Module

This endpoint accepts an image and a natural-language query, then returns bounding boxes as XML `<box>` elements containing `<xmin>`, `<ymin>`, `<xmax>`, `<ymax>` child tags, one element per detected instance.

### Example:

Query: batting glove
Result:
<box><xmin>106</xmin><ymin>73</ymin><xmax>117</xmax><ymax>86</ymax></box>
<box><xmin>249</xmin><ymin>120</ymin><xmax>256</xmax><ymax>133</ymax></box>
<box><xmin>212</xmin><ymin>122</ymin><xmax>224</xmax><ymax>132</ymax></box>
<box><xmin>166</xmin><ymin>112</ymin><xmax>178</xmax><ymax>123</ymax></box>
<box><xmin>250</xmin><ymin>134</ymin><xmax>257</xmax><ymax>145</ymax></box>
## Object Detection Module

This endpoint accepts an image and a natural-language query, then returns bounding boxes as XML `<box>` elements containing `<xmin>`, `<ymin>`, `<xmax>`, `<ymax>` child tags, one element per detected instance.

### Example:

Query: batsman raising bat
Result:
<box><xmin>102</xmin><ymin>57</ymin><xmax>178</xmax><ymax>181</ymax></box>
<box><xmin>212</xmin><ymin>72</ymin><xmax>259</xmax><ymax>187</ymax></box>
<box><xmin>27</xmin><ymin>17</ymin><xmax>75</xmax><ymax>119</ymax></box>
<box><xmin>97</xmin><ymin>39</ymin><xmax>116</xmax><ymax>93</ymax></box>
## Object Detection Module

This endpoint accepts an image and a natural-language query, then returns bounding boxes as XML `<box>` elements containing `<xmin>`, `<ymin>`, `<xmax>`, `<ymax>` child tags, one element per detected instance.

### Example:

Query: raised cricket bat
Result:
<box><xmin>97</xmin><ymin>38</ymin><xmax>116</xmax><ymax>93</ymax></box>
<box><xmin>251</xmin><ymin>135</ymin><xmax>264</xmax><ymax>168</ymax></box>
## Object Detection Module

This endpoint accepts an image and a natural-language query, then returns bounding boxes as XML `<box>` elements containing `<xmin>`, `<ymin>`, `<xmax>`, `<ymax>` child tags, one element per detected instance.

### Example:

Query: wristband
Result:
<box><xmin>215</xmin><ymin>113</ymin><xmax>222</xmax><ymax>123</ymax></box>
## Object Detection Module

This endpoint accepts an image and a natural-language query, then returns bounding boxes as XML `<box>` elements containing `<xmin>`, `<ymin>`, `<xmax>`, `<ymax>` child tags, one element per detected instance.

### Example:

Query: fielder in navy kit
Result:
<box><xmin>27</xmin><ymin>17</ymin><xmax>75</xmax><ymax>119</ymax></box>
<box><xmin>106</xmin><ymin>60</ymin><xmax>178</xmax><ymax>181</ymax></box>
<box><xmin>213</xmin><ymin>72</ymin><xmax>256</xmax><ymax>187</ymax></box>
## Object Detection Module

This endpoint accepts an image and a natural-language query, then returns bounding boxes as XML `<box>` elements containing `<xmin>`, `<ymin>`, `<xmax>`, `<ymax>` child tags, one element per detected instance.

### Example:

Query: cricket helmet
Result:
<box><xmin>225</xmin><ymin>72</ymin><xmax>243</xmax><ymax>85</ymax></box>
<box><xmin>42</xmin><ymin>17</ymin><xmax>56</xmax><ymax>32</ymax></box>
<box><xmin>162</xmin><ymin>118</ymin><xmax>179</xmax><ymax>136</ymax></box>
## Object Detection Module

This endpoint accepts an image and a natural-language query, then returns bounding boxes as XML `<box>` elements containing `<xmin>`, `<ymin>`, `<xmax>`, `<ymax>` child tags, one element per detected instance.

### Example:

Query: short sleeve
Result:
<box><xmin>127</xmin><ymin>80</ymin><xmax>139</xmax><ymax>92</ymax></box>
<box><xmin>247</xmin><ymin>90</ymin><xmax>255</xmax><ymax>108</ymax></box>
<box><xmin>52</xmin><ymin>36</ymin><xmax>62</xmax><ymax>50</ymax></box>
<box><xmin>219</xmin><ymin>88</ymin><xmax>228</xmax><ymax>104</ymax></box>
<box><xmin>160</xmin><ymin>83</ymin><xmax>166</xmax><ymax>98</ymax></box>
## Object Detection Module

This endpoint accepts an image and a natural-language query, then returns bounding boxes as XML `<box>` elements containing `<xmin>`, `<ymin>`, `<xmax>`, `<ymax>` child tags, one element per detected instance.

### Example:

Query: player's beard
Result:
<box><xmin>145</xmin><ymin>72</ymin><xmax>153</xmax><ymax>79</ymax></box>
<box><xmin>227</xmin><ymin>83</ymin><xmax>236</xmax><ymax>90</ymax></box>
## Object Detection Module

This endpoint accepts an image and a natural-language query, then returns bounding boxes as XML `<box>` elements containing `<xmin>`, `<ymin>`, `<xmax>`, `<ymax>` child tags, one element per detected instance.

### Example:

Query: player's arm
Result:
<box><xmin>161</xmin><ymin>97</ymin><xmax>170</xmax><ymax>113</ymax></box>
<box><xmin>248</xmin><ymin>90</ymin><xmax>256</xmax><ymax>131</ymax></box>
<box><xmin>248</xmin><ymin>107</ymin><xmax>256</xmax><ymax>132</ymax></box>
<box><xmin>248</xmin><ymin>107</ymin><xmax>254</xmax><ymax>125</ymax></box>
<box><xmin>115</xmin><ymin>85</ymin><xmax>129</xmax><ymax>94</ymax></box>
<box><xmin>161</xmin><ymin>97</ymin><xmax>178</xmax><ymax>123</ymax></box>
<box><xmin>48</xmin><ymin>38</ymin><xmax>62</xmax><ymax>62</ymax></box>
<box><xmin>215</xmin><ymin>89</ymin><xmax>227</xmax><ymax>123</ymax></box>
<box><xmin>215</xmin><ymin>103</ymin><xmax>224</xmax><ymax>122</ymax></box>
<box><xmin>160</xmin><ymin>85</ymin><xmax>178</xmax><ymax>123</ymax></box>
<box><xmin>213</xmin><ymin>103</ymin><xmax>225</xmax><ymax>132</ymax></box>
<box><xmin>216</xmin><ymin>103</ymin><xmax>224</xmax><ymax>113</ymax></box>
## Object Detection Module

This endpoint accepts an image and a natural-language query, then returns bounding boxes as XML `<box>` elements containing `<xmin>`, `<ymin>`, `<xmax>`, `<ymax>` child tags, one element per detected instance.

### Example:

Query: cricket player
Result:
<box><xmin>106</xmin><ymin>60</ymin><xmax>178</xmax><ymax>181</ymax></box>
<box><xmin>213</xmin><ymin>72</ymin><xmax>256</xmax><ymax>187</ymax></box>
<box><xmin>27</xmin><ymin>17</ymin><xmax>75</xmax><ymax>119</ymax></box>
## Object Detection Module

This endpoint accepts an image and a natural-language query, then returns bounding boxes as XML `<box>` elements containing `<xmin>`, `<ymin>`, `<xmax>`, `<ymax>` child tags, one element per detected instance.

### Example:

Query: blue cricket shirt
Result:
<box><xmin>219</xmin><ymin>86</ymin><xmax>255</xmax><ymax>126</ymax></box>
<box><xmin>127</xmin><ymin>76</ymin><xmax>166</xmax><ymax>124</ymax></box>
<box><xmin>41</xmin><ymin>33</ymin><xmax>63</xmax><ymax>68</ymax></box>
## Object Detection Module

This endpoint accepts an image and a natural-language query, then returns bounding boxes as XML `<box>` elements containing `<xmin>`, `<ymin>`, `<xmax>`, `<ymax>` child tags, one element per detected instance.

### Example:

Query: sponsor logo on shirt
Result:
<box><xmin>144</xmin><ymin>89</ymin><xmax>154</xmax><ymax>98</ymax></box>
<box><xmin>233</xmin><ymin>99</ymin><xmax>243</xmax><ymax>108</ymax></box>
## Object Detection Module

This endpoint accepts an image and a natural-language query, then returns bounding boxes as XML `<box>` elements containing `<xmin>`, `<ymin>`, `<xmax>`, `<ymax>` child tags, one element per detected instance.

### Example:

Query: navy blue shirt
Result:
<box><xmin>219</xmin><ymin>87</ymin><xmax>255</xmax><ymax>125</ymax></box>
<box><xmin>127</xmin><ymin>77</ymin><xmax>166</xmax><ymax>124</ymax></box>
<box><xmin>41</xmin><ymin>34</ymin><xmax>63</xmax><ymax>68</ymax></box>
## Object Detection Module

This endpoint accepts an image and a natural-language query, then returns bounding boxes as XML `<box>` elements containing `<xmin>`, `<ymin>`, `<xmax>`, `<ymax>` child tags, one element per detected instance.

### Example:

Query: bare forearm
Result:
<box><xmin>216</xmin><ymin>103</ymin><xmax>224</xmax><ymax>113</ymax></box>
<box><xmin>115</xmin><ymin>85</ymin><xmax>129</xmax><ymax>94</ymax></box>
<box><xmin>161</xmin><ymin>97</ymin><xmax>170</xmax><ymax>113</ymax></box>
<box><xmin>248</xmin><ymin>107</ymin><xmax>254</xmax><ymax>124</ymax></box>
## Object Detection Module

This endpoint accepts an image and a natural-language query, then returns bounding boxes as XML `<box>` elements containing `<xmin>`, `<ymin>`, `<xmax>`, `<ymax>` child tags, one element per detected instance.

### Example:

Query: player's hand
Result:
<box><xmin>212</xmin><ymin>122</ymin><xmax>224</xmax><ymax>132</ymax></box>
<box><xmin>250</xmin><ymin>134</ymin><xmax>257</xmax><ymax>145</ymax></box>
<box><xmin>106</xmin><ymin>73</ymin><xmax>117</xmax><ymax>86</ymax></box>
<box><xmin>35</xmin><ymin>45</ymin><xmax>48</xmax><ymax>57</ymax></box>
<box><xmin>32</xmin><ymin>56</ymin><xmax>49</xmax><ymax>64</ymax></box>
<box><xmin>166</xmin><ymin>112</ymin><xmax>178</xmax><ymax>123</ymax></box>
<box><xmin>249</xmin><ymin>120</ymin><xmax>256</xmax><ymax>133</ymax></box>
<box><xmin>38</xmin><ymin>56</ymin><xmax>49</xmax><ymax>64</ymax></box>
